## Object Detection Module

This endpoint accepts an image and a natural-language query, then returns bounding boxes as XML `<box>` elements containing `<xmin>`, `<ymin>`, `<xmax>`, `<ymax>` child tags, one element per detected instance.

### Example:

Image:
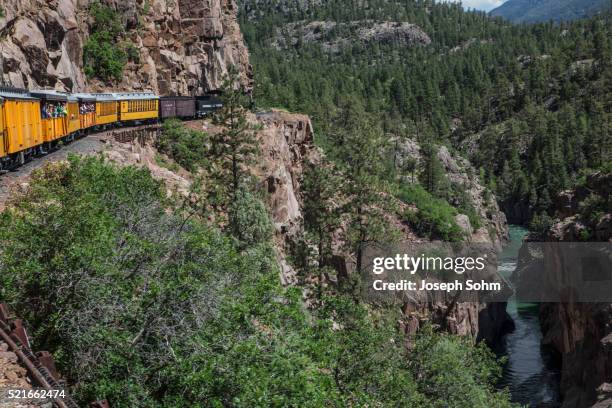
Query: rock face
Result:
<box><xmin>393</xmin><ymin>137</ymin><xmax>509</xmax><ymax>248</ymax></box>
<box><xmin>254</xmin><ymin>110</ymin><xmax>316</xmax><ymax>235</ymax></box>
<box><xmin>272</xmin><ymin>20</ymin><xmax>431</xmax><ymax>53</ymax></box>
<box><xmin>253</xmin><ymin>110</ymin><xmax>319</xmax><ymax>285</ymax></box>
<box><xmin>514</xmin><ymin>172</ymin><xmax>612</xmax><ymax>408</ymax></box>
<box><xmin>240</xmin><ymin>0</ymin><xmax>325</xmax><ymax>21</ymax></box>
<box><xmin>0</xmin><ymin>0</ymin><xmax>251</xmax><ymax>94</ymax></box>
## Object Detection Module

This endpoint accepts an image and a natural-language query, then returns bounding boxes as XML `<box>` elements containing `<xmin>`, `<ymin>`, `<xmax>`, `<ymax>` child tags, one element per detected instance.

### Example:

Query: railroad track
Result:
<box><xmin>0</xmin><ymin>304</ymin><xmax>110</xmax><ymax>408</ymax></box>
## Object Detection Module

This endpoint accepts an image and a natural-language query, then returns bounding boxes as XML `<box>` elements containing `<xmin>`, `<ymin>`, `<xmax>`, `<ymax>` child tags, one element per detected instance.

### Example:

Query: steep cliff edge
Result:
<box><xmin>514</xmin><ymin>172</ymin><xmax>612</xmax><ymax>408</ymax></box>
<box><xmin>0</xmin><ymin>0</ymin><xmax>251</xmax><ymax>94</ymax></box>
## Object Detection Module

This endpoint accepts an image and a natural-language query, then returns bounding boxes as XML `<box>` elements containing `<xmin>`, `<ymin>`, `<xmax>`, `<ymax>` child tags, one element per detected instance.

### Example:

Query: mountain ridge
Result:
<box><xmin>490</xmin><ymin>0</ymin><xmax>610</xmax><ymax>23</ymax></box>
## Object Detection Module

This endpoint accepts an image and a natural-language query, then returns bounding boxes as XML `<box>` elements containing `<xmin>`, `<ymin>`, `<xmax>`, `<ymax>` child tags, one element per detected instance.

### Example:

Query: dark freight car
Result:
<box><xmin>159</xmin><ymin>96</ymin><xmax>195</xmax><ymax>119</ymax></box>
<box><xmin>175</xmin><ymin>97</ymin><xmax>195</xmax><ymax>118</ymax></box>
<box><xmin>160</xmin><ymin>98</ymin><xmax>176</xmax><ymax>119</ymax></box>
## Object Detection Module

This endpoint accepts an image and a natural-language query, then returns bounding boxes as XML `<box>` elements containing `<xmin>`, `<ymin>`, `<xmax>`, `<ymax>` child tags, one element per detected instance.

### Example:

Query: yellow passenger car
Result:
<box><xmin>74</xmin><ymin>93</ymin><xmax>97</xmax><ymax>130</ymax></box>
<box><xmin>94</xmin><ymin>93</ymin><xmax>118</xmax><ymax>127</ymax></box>
<box><xmin>30</xmin><ymin>90</ymin><xmax>69</xmax><ymax>144</ymax></box>
<box><xmin>115</xmin><ymin>92</ymin><xmax>159</xmax><ymax>123</ymax></box>
<box><xmin>0</xmin><ymin>87</ymin><xmax>43</xmax><ymax>168</ymax></box>
<box><xmin>66</xmin><ymin>95</ymin><xmax>81</xmax><ymax>138</ymax></box>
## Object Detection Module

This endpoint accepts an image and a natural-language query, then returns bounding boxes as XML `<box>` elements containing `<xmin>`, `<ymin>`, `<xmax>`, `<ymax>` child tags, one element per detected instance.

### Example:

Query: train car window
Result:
<box><xmin>79</xmin><ymin>102</ymin><xmax>95</xmax><ymax>114</ymax></box>
<box><xmin>41</xmin><ymin>101</ymin><xmax>67</xmax><ymax>119</ymax></box>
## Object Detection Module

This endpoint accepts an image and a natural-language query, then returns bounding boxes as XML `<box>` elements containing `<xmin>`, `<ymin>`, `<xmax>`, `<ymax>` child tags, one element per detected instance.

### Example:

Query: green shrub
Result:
<box><xmin>229</xmin><ymin>187</ymin><xmax>274</xmax><ymax>247</ymax></box>
<box><xmin>398</xmin><ymin>184</ymin><xmax>464</xmax><ymax>242</ymax></box>
<box><xmin>157</xmin><ymin>119</ymin><xmax>208</xmax><ymax>171</ymax></box>
<box><xmin>529</xmin><ymin>212</ymin><xmax>554</xmax><ymax>236</ymax></box>
<box><xmin>83</xmin><ymin>2</ymin><xmax>128</xmax><ymax>81</ymax></box>
<box><xmin>125</xmin><ymin>43</ymin><xmax>140</xmax><ymax>63</ymax></box>
<box><xmin>411</xmin><ymin>326</ymin><xmax>514</xmax><ymax>408</ymax></box>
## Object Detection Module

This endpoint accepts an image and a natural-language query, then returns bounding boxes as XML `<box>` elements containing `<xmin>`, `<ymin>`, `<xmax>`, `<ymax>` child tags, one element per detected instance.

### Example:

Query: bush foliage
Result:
<box><xmin>83</xmin><ymin>2</ymin><xmax>133</xmax><ymax>81</ymax></box>
<box><xmin>398</xmin><ymin>184</ymin><xmax>464</xmax><ymax>241</ymax></box>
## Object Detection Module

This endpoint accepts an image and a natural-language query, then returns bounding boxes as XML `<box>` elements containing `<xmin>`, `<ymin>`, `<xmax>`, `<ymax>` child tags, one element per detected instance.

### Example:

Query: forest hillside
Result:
<box><xmin>239</xmin><ymin>0</ymin><xmax>611</xmax><ymax>226</ymax></box>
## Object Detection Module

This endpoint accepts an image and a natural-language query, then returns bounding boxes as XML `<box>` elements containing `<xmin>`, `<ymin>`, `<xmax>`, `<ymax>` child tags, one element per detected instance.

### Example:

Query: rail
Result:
<box><xmin>0</xmin><ymin>303</ymin><xmax>110</xmax><ymax>408</ymax></box>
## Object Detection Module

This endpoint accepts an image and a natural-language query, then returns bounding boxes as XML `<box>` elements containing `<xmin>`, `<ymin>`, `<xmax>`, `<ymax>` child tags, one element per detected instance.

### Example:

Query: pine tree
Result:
<box><xmin>419</xmin><ymin>133</ymin><xmax>446</xmax><ymax>197</ymax></box>
<box><xmin>336</xmin><ymin>114</ymin><xmax>394</xmax><ymax>275</ymax></box>
<box><xmin>303</xmin><ymin>163</ymin><xmax>342</xmax><ymax>269</ymax></box>
<box><xmin>210</xmin><ymin>66</ymin><xmax>260</xmax><ymax>229</ymax></box>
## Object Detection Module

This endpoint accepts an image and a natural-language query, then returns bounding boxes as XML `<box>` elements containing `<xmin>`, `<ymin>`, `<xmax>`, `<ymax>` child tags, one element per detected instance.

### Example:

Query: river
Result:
<box><xmin>495</xmin><ymin>225</ymin><xmax>562</xmax><ymax>407</ymax></box>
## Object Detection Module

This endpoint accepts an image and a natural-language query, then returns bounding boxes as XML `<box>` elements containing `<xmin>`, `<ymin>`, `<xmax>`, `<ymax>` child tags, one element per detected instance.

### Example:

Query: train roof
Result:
<box><xmin>91</xmin><ymin>93</ymin><xmax>117</xmax><ymax>101</ymax></box>
<box><xmin>160</xmin><ymin>95</ymin><xmax>195</xmax><ymax>100</ymax></box>
<box><xmin>112</xmin><ymin>92</ymin><xmax>159</xmax><ymax>100</ymax></box>
<box><xmin>72</xmin><ymin>93</ymin><xmax>97</xmax><ymax>102</ymax></box>
<box><xmin>0</xmin><ymin>86</ymin><xmax>38</xmax><ymax>101</ymax></box>
<box><xmin>29</xmin><ymin>90</ymin><xmax>69</xmax><ymax>101</ymax></box>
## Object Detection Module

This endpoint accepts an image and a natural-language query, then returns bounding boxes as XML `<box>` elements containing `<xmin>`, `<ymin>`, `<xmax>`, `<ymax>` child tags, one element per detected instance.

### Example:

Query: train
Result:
<box><xmin>0</xmin><ymin>86</ymin><xmax>223</xmax><ymax>171</ymax></box>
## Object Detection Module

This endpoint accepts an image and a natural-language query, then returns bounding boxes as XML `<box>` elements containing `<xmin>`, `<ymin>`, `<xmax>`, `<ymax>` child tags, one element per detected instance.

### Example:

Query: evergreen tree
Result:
<box><xmin>336</xmin><ymin>113</ymin><xmax>394</xmax><ymax>275</ymax></box>
<box><xmin>302</xmin><ymin>163</ymin><xmax>342</xmax><ymax>269</ymax></box>
<box><xmin>419</xmin><ymin>137</ymin><xmax>446</xmax><ymax>197</ymax></box>
<box><xmin>210</xmin><ymin>66</ymin><xmax>260</xmax><ymax>219</ymax></box>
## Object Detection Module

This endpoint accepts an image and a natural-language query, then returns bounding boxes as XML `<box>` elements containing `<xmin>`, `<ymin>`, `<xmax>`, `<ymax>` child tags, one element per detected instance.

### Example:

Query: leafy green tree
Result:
<box><xmin>157</xmin><ymin>119</ymin><xmax>208</xmax><ymax>171</ymax></box>
<box><xmin>411</xmin><ymin>326</ymin><xmax>515</xmax><ymax>408</ymax></box>
<box><xmin>229</xmin><ymin>186</ymin><xmax>273</xmax><ymax>247</ymax></box>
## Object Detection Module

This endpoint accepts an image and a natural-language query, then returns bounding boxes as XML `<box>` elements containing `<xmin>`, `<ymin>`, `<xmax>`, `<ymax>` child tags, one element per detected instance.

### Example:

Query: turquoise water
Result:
<box><xmin>496</xmin><ymin>225</ymin><xmax>562</xmax><ymax>407</ymax></box>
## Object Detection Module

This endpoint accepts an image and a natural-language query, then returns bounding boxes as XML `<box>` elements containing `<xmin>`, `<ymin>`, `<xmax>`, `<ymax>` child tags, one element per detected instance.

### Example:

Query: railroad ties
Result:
<box><xmin>0</xmin><ymin>303</ymin><xmax>111</xmax><ymax>408</ymax></box>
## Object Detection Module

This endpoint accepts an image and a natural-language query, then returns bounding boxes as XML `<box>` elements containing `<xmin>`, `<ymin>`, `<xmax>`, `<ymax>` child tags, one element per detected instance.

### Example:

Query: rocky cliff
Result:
<box><xmin>272</xmin><ymin>20</ymin><xmax>431</xmax><ymax>53</ymax></box>
<box><xmin>0</xmin><ymin>0</ymin><xmax>251</xmax><ymax>94</ymax></box>
<box><xmin>514</xmin><ymin>172</ymin><xmax>612</xmax><ymax>408</ymax></box>
<box><xmin>393</xmin><ymin>137</ymin><xmax>509</xmax><ymax>248</ymax></box>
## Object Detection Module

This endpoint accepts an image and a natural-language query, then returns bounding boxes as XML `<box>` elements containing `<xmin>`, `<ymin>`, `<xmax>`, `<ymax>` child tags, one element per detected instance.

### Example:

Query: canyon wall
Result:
<box><xmin>515</xmin><ymin>172</ymin><xmax>612</xmax><ymax>408</ymax></box>
<box><xmin>0</xmin><ymin>0</ymin><xmax>251</xmax><ymax>94</ymax></box>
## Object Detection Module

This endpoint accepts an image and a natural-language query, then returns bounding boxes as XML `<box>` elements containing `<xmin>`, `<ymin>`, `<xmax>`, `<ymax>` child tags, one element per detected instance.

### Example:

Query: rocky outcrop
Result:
<box><xmin>272</xmin><ymin>20</ymin><xmax>431</xmax><ymax>53</ymax></box>
<box><xmin>393</xmin><ymin>137</ymin><xmax>509</xmax><ymax>248</ymax></box>
<box><xmin>437</xmin><ymin>145</ymin><xmax>509</xmax><ymax>247</ymax></box>
<box><xmin>101</xmin><ymin>111</ymin><xmax>318</xmax><ymax>285</ymax></box>
<box><xmin>240</xmin><ymin>0</ymin><xmax>325</xmax><ymax>21</ymax></box>
<box><xmin>0</xmin><ymin>0</ymin><xmax>251</xmax><ymax>94</ymax></box>
<box><xmin>0</xmin><ymin>341</ymin><xmax>30</xmax><ymax>387</ymax></box>
<box><xmin>253</xmin><ymin>110</ymin><xmax>319</xmax><ymax>285</ymax></box>
<box><xmin>388</xmin><ymin>138</ymin><xmax>512</xmax><ymax>344</ymax></box>
<box><xmin>254</xmin><ymin>110</ymin><xmax>316</xmax><ymax>234</ymax></box>
<box><xmin>513</xmin><ymin>172</ymin><xmax>612</xmax><ymax>408</ymax></box>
